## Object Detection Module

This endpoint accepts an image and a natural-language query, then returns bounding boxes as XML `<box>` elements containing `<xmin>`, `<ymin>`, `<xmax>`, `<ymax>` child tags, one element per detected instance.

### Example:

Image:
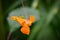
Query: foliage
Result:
<box><xmin>0</xmin><ymin>0</ymin><xmax>60</xmax><ymax>40</ymax></box>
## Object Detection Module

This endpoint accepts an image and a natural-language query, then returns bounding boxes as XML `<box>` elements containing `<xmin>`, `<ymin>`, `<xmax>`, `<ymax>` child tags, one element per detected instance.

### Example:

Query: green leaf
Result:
<box><xmin>7</xmin><ymin>7</ymin><xmax>40</xmax><ymax>32</ymax></box>
<box><xmin>27</xmin><ymin>1</ymin><xmax>59</xmax><ymax>40</ymax></box>
<box><xmin>0</xmin><ymin>0</ymin><xmax>5</xmax><ymax>40</ymax></box>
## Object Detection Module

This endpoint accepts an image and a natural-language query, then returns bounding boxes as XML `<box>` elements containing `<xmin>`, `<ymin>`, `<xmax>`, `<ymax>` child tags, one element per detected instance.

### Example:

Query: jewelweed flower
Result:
<box><xmin>10</xmin><ymin>15</ymin><xmax>35</xmax><ymax>35</ymax></box>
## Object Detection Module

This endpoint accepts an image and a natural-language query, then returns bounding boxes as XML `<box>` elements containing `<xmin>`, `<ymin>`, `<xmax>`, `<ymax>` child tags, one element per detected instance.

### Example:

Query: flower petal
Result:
<box><xmin>30</xmin><ymin>15</ymin><xmax>35</xmax><ymax>23</ymax></box>
<box><xmin>21</xmin><ymin>26</ymin><xmax>30</xmax><ymax>35</ymax></box>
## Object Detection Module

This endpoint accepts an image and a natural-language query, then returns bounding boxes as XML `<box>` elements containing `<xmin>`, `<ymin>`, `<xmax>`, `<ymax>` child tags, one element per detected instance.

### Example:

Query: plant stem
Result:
<box><xmin>21</xmin><ymin>0</ymin><xmax>28</xmax><ymax>19</ymax></box>
<box><xmin>31</xmin><ymin>0</ymin><xmax>39</xmax><ymax>9</ymax></box>
<box><xmin>7</xmin><ymin>31</ymin><xmax>12</xmax><ymax>40</ymax></box>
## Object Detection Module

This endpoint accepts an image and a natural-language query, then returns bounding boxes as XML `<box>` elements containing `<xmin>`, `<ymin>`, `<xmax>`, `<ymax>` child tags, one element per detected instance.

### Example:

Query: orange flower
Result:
<box><xmin>10</xmin><ymin>15</ymin><xmax>35</xmax><ymax>35</ymax></box>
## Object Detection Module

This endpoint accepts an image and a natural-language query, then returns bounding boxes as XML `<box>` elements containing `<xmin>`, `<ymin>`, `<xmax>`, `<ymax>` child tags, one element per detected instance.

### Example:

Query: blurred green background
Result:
<box><xmin>0</xmin><ymin>0</ymin><xmax>60</xmax><ymax>40</ymax></box>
